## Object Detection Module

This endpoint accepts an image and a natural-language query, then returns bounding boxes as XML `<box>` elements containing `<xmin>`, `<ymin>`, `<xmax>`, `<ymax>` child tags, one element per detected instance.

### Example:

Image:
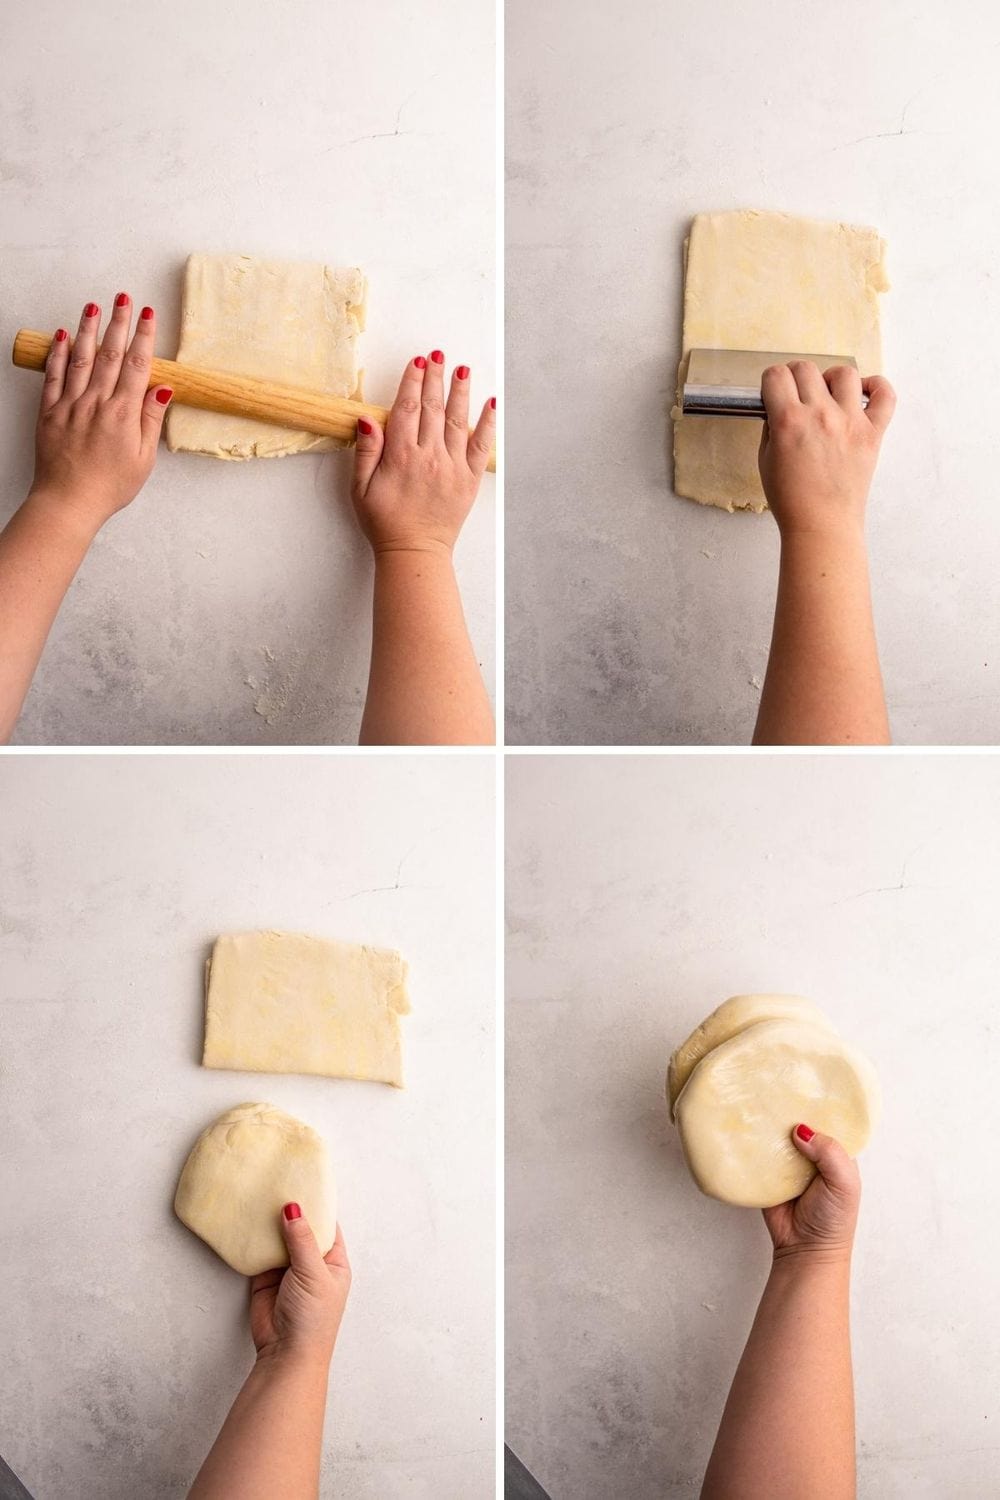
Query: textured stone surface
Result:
<box><xmin>0</xmin><ymin>755</ymin><xmax>495</xmax><ymax>1498</ymax></box>
<box><xmin>507</xmin><ymin>754</ymin><xmax>1000</xmax><ymax>1498</ymax></box>
<box><xmin>506</xmin><ymin>0</ymin><xmax>1000</xmax><ymax>745</ymax></box>
<box><xmin>3</xmin><ymin>0</ymin><xmax>494</xmax><ymax>746</ymax></box>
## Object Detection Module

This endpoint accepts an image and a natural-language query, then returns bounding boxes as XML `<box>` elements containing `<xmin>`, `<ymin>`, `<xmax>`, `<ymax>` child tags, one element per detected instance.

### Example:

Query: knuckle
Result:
<box><xmin>97</xmin><ymin>346</ymin><xmax>122</xmax><ymax>365</ymax></box>
<box><xmin>69</xmin><ymin>355</ymin><xmax>91</xmax><ymax>371</ymax></box>
<box><xmin>421</xmin><ymin>396</ymin><xmax>445</xmax><ymax>416</ymax></box>
<box><xmin>397</xmin><ymin>397</ymin><xmax>420</xmax><ymax>416</ymax></box>
<box><xmin>127</xmin><ymin>352</ymin><xmax>151</xmax><ymax>372</ymax></box>
<box><xmin>444</xmin><ymin>415</ymin><xmax>466</xmax><ymax>433</ymax></box>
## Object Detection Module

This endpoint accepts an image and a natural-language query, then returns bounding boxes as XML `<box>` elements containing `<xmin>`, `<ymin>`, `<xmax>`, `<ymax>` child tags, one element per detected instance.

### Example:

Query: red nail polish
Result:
<box><xmin>490</xmin><ymin>396</ymin><xmax>497</xmax><ymax>410</ymax></box>
<box><xmin>84</xmin><ymin>302</ymin><xmax>99</xmax><ymax>318</ymax></box>
<box><xmin>115</xmin><ymin>292</ymin><xmax>129</xmax><ymax>308</ymax></box>
<box><xmin>430</xmin><ymin>349</ymin><xmax>444</xmax><ymax>365</ymax></box>
<box><xmin>283</xmin><ymin>1202</ymin><xmax>302</xmax><ymax>1221</ymax></box>
<box><xmin>154</xmin><ymin>388</ymin><xmax>173</xmax><ymax>405</ymax></box>
<box><xmin>456</xmin><ymin>365</ymin><xmax>470</xmax><ymax>380</ymax></box>
<box><xmin>414</xmin><ymin>355</ymin><xmax>427</xmax><ymax>370</ymax></box>
<box><xmin>796</xmin><ymin>1123</ymin><xmax>815</xmax><ymax>1142</ymax></box>
<box><xmin>140</xmin><ymin>306</ymin><xmax>154</xmax><ymax>321</ymax></box>
<box><xmin>358</xmin><ymin>417</ymin><xmax>373</xmax><ymax>435</ymax></box>
<box><xmin>55</xmin><ymin>328</ymin><xmax>68</xmax><ymax>343</ymax></box>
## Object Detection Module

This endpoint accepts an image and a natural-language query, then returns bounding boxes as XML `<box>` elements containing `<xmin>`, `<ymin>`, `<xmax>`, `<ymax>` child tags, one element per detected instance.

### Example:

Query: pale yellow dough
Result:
<box><xmin>174</xmin><ymin>1102</ymin><xmax>336</xmax><ymax>1275</ymax></box>
<box><xmin>673</xmin><ymin>210</ymin><xmax>889</xmax><ymax>512</ymax></box>
<box><xmin>166</xmin><ymin>252</ymin><xmax>367</xmax><ymax>460</ymax></box>
<box><xmin>667</xmin><ymin>993</ymin><xmax>834</xmax><ymax>1120</ymax></box>
<box><xmin>673</xmin><ymin>1016</ymin><xmax>880</xmax><ymax>1208</ymax></box>
<box><xmin>203</xmin><ymin>930</ymin><xmax>411</xmax><ymax>1087</ymax></box>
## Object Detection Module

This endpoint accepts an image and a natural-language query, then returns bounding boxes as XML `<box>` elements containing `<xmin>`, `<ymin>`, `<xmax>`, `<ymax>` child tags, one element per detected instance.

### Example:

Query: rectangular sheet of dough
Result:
<box><xmin>673</xmin><ymin>211</ymin><xmax>888</xmax><ymax>512</ymax></box>
<box><xmin>166</xmin><ymin>253</ymin><xmax>367</xmax><ymax>460</ymax></box>
<box><xmin>203</xmin><ymin>930</ymin><xmax>410</xmax><ymax>1087</ymax></box>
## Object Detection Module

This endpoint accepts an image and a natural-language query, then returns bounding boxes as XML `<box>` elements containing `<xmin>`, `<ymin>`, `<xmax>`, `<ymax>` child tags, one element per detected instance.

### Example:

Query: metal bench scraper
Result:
<box><xmin>681</xmin><ymin>349</ymin><xmax>868</xmax><ymax>418</ymax></box>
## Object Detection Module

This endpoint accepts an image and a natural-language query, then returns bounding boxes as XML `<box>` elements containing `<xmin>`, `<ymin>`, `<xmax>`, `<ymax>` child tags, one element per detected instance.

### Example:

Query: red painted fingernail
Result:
<box><xmin>283</xmin><ymin>1202</ymin><xmax>301</xmax><ymax>1221</ymax></box>
<box><xmin>456</xmin><ymin>365</ymin><xmax>470</xmax><ymax>380</ymax></box>
<box><xmin>140</xmin><ymin>306</ymin><xmax>154</xmax><ymax>321</ymax></box>
<box><xmin>154</xmin><ymin>388</ymin><xmax>173</xmax><ymax>405</ymax></box>
<box><xmin>357</xmin><ymin>417</ymin><xmax>373</xmax><ymax>435</ymax></box>
<box><xmin>55</xmin><ymin>328</ymin><xmax>68</xmax><ymax>343</ymax></box>
<box><xmin>430</xmin><ymin>349</ymin><xmax>444</xmax><ymax>365</ymax></box>
<box><xmin>490</xmin><ymin>396</ymin><xmax>497</xmax><ymax>410</ymax></box>
<box><xmin>414</xmin><ymin>355</ymin><xmax>426</xmax><ymax>369</ymax></box>
<box><xmin>84</xmin><ymin>302</ymin><xmax>99</xmax><ymax>318</ymax></box>
<box><xmin>795</xmin><ymin>1123</ymin><xmax>815</xmax><ymax>1142</ymax></box>
<box><xmin>115</xmin><ymin>292</ymin><xmax>129</xmax><ymax>308</ymax></box>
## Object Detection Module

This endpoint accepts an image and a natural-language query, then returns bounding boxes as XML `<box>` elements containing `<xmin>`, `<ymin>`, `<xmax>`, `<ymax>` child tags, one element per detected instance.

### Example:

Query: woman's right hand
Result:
<box><xmin>249</xmin><ymin>1207</ymin><xmax>352</xmax><ymax>1367</ymax></box>
<box><xmin>763</xmin><ymin>1125</ymin><xmax>861</xmax><ymax>1263</ymax></box>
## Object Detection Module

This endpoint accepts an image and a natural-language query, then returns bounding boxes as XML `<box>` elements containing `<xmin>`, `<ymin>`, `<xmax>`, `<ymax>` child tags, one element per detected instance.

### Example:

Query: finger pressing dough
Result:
<box><xmin>165</xmin><ymin>252</ymin><xmax>367</xmax><ymax>460</ymax></box>
<box><xmin>672</xmin><ymin>210</ymin><xmax>889</xmax><ymax>512</ymax></box>
<box><xmin>667</xmin><ymin>993</ymin><xmax>834</xmax><ymax>1119</ymax></box>
<box><xmin>174</xmin><ymin>1102</ymin><xmax>336</xmax><ymax>1275</ymax></box>
<box><xmin>203</xmin><ymin>929</ymin><xmax>411</xmax><ymax>1087</ymax></box>
<box><xmin>674</xmin><ymin>1017</ymin><xmax>880</xmax><ymax>1208</ymax></box>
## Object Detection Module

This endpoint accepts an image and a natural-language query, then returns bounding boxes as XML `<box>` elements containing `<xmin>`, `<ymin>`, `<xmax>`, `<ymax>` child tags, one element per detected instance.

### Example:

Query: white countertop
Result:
<box><xmin>506</xmin><ymin>0</ymin><xmax>1000</xmax><ymax>745</ymax></box>
<box><xmin>0</xmin><ymin>754</ymin><xmax>495</xmax><ymax>1499</ymax></box>
<box><xmin>506</xmin><ymin>754</ymin><xmax>1000</xmax><ymax>1498</ymax></box>
<box><xmin>2</xmin><ymin>0</ymin><xmax>495</xmax><ymax>745</ymax></box>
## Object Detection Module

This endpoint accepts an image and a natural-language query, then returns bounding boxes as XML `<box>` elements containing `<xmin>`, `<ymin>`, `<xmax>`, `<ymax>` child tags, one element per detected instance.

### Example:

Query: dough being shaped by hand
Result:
<box><xmin>203</xmin><ymin>930</ymin><xmax>411</xmax><ymax>1087</ymax></box>
<box><xmin>174</xmin><ymin>1102</ymin><xmax>336</xmax><ymax>1275</ymax></box>
<box><xmin>672</xmin><ymin>210</ymin><xmax>888</xmax><ymax>512</ymax></box>
<box><xmin>674</xmin><ymin>1018</ymin><xmax>880</xmax><ymax>1208</ymax></box>
<box><xmin>667</xmin><ymin>993</ymin><xmax>835</xmax><ymax>1119</ymax></box>
<box><xmin>165</xmin><ymin>252</ymin><xmax>367</xmax><ymax>460</ymax></box>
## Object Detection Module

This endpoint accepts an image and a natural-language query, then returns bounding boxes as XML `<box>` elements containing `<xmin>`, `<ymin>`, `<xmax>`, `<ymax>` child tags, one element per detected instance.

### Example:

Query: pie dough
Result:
<box><xmin>165</xmin><ymin>252</ymin><xmax>367</xmax><ymax>460</ymax></box>
<box><xmin>667</xmin><ymin>993</ymin><xmax>834</xmax><ymax>1120</ymax></box>
<box><xmin>203</xmin><ymin>930</ymin><xmax>410</xmax><ymax>1087</ymax></box>
<box><xmin>673</xmin><ymin>1016</ymin><xmax>880</xmax><ymax>1208</ymax></box>
<box><xmin>174</xmin><ymin>1102</ymin><xmax>336</xmax><ymax>1275</ymax></box>
<box><xmin>672</xmin><ymin>210</ymin><xmax>889</xmax><ymax>512</ymax></box>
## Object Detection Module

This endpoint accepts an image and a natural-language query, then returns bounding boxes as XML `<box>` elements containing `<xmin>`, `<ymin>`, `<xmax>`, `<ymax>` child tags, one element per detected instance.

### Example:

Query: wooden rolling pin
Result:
<box><xmin>12</xmin><ymin>329</ymin><xmax>496</xmax><ymax>474</ymax></box>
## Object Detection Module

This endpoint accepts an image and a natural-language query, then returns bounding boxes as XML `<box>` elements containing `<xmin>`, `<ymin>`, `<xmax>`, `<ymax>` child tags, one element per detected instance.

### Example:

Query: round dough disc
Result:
<box><xmin>674</xmin><ymin>1019</ymin><xmax>880</xmax><ymax>1208</ymax></box>
<box><xmin>174</xmin><ymin>1102</ymin><xmax>336</xmax><ymax>1275</ymax></box>
<box><xmin>667</xmin><ymin>994</ymin><xmax>835</xmax><ymax>1119</ymax></box>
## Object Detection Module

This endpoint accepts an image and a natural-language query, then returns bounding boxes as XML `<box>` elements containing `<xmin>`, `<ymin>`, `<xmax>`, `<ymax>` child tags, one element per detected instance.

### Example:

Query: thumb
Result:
<box><xmin>791</xmin><ymin>1123</ymin><xmax>858</xmax><ymax>1196</ymax></box>
<box><xmin>280</xmin><ymin>1202</ymin><xmax>326</xmax><ymax>1276</ymax></box>
<box><xmin>351</xmin><ymin>414</ymin><xmax>384</xmax><ymax>499</ymax></box>
<box><xmin>141</xmin><ymin>384</ymin><xmax>173</xmax><ymax>452</ymax></box>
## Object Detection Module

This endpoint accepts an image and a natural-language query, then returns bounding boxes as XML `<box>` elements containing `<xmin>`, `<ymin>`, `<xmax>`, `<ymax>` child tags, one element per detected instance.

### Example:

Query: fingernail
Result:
<box><xmin>84</xmin><ymin>302</ymin><xmax>99</xmax><ymax>318</ymax></box>
<box><xmin>357</xmin><ymin>417</ymin><xmax>373</xmax><ymax>435</ymax></box>
<box><xmin>283</xmin><ymin>1202</ymin><xmax>301</xmax><ymax>1221</ymax></box>
<box><xmin>55</xmin><ymin>328</ymin><xmax>68</xmax><ymax>343</ymax></box>
<box><xmin>115</xmin><ymin>292</ymin><xmax>129</xmax><ymax>308</ymax></box>
<box><xmin>795</xmin><ymin>1123</ymin><xmax>815</xmax><ymax>1142</ymax></box>
<box><xmin>456</xmin><ymin>365</ymin><xmax>470</xmax><ymax>380</ymax></box>
<box><xmin>154</xmin><ymin>388</ymin><xmax>173</xmax><ymax>405</ymax></box>
<box><xmin>490</xmin><ymin>396</ymin><xmax>497</xmax><ymax>410</ymax></box>
<box><xmin>414</xmin><ymin>355</ymin><xmax>427</xmax><ymax>370</ymax></box>
<box><xmin>140</xmin><ymin>306</ymin><xmax>154</xmax><ymax>321</ymax></box>
<box><xmin>430</xmin><ymin>349</ymin><xmax>444</xmax><ymax>365</ymax></box>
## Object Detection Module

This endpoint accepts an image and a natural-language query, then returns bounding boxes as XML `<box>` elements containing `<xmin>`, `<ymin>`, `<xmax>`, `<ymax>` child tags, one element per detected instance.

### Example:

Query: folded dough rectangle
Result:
<box><xmin>673</xmin><ymin>210</ymin><xmax>888</xmax><ymax>512</ymax></box>
<box><xmin>203</xmin><ymin>930</ymin><xmax>410</xmax><ymax>1087</ymax></box>
<box><xmin>166</xmin><ymin>253</ymin><xmax>367</xmax><ymax>460</ymax></box>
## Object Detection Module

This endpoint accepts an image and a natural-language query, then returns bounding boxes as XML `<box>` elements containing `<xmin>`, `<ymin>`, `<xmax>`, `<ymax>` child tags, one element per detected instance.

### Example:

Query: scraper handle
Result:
<box><xmin>12</xmin><ymin>329</ymin><xmax>496</xmax><ymax>473</ymax></box>
<box><xmin>682</xmin><ymin>384</ymin><xmax>870</xmax><ymax>418</ymax></box>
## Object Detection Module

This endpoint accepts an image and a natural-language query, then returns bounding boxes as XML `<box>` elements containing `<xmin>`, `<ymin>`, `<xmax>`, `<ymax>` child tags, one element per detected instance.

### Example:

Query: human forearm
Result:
<box><xmin>701</xmin><ymin>1254</ymin><xmax>855</xmax><ymax>1500</ymax></box>
<box><xmin>0</xmin><ymin>491</ymin><xmax>98</xmax><ymax>741</ymax></box>
<box><xmin>360</xmin><ymin>548</ymin><xmax>494</xmax><ymax>745</ymax></box>
<box><xmin>753</xmin><ymin>528</ymin><xmax>889</xmax><ymax>746</ymax></box>
<box><xmin>187</xmin><ymin>1348</ymin><xmax>330</xmax><ymax>1500</ymax></box>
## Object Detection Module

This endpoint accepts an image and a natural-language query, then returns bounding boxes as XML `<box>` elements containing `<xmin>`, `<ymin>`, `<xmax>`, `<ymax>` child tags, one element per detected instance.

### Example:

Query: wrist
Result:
<box><xmin>254</xmin><ymin>1338</ymin><xmax>334</xmax><ymax>1379</ymax></box>
<box><xmin>771</xmin><ymin>1243</ymin><xmax>854</xmax><ymax>1275</ymax></box>
<box><xmin>24</xmin><ymin>487</ymin><xmax>105</xmax><ymax>549</ymax></box>
<box><xmin>776</xmin><ymin>517</ymin><xmax>868</xmax><ymax>553</ymax></box>
<box><xmin>372</xmin><ymin>537</ymin><xmax>456</xmax><ymax>562</ymax></box>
